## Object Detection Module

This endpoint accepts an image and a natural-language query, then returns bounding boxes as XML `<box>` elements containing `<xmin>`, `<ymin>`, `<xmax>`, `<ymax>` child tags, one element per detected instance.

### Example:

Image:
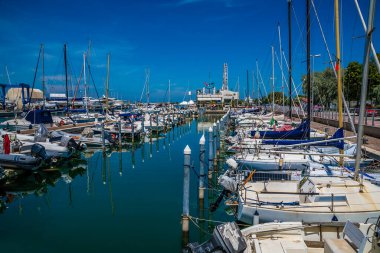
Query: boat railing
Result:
<box><xmin>240</xmin><ymin>186</ymin><xmax>356</xmax><ymax>212</ymax></box>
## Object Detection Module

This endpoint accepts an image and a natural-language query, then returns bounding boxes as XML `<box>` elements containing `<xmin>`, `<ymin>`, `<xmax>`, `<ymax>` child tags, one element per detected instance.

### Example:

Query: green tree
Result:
<box><xmin>368</xmin><ymin>53</ymin><xmax>380</xmax><ymax>104</ymax></box>
<box><xmin>266</xmin><ymin>91</ymin><xmax>288</xmax><ymax>105</ymax></box>
<box><xmin>302</xmin><ymin>67</ymin><xmax>337</xmax><ymax>108</ymax></box>
<box><xmin>343</xmin><ymin>61</ymin><xmax>362</xmax><ymax>106</ymax></box>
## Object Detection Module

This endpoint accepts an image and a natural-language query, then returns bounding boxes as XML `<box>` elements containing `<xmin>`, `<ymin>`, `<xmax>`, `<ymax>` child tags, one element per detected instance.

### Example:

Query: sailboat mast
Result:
<box><xmin>42</xmin><ymin>44</ymin><xmax>45</xmax><ymax>109</ymax></box>
<box><xmin>64</xmin><ymin>44</ymin><xmax>69</xmax><ymax>111</ymax></box>
<box><xmin>146</xmin><ymin>68</ymin><xmax>150</xmax><ymax>106</ymax></box>
<box><xmin>105</xmin><ymin>53</ymin><xmax>110</xmax><ymax>114</ymax></box>
<box><xmin>246</xmin><ymin>70</ymin><xmax>249</xmax><ymax>105</ymax></box>
<box><xmin>168</xmin><ymin>80</ymin><xmax>171</xmax><ymax>104</ymax></box>
<box><xmin>306</xmin><ymin>0</ymin><xmax>311</xmax><ymax>139</ymax></box>
<box><xmin>354</xmin><ymin>0</ymin><xmax>376</xmax><ymax>181</ymax></box>
<box><xmin>271</xmin><ymin>46</ymin><xmax>275</xmax><ymax>114</ymax></box>
<box><xmin>83</xmin><ymin>53</ymin><xmax>88</xmax><ymax>116</ymax></box>
<box><xmin>334</xmin><ymin>0</ymin><xmax>344</xmax><ymax>163</ymax></box>
<box><xmin>288</xmin><ymin>0</ymin><xmax>292</xmax><ymax>119</ymax></box>
<box><xmin>256</xmin><ymin>60</ymin><xmax>260</xmax><ymax>106</ymax></box>
<box><xmin>252</xmin><ymin>70</ymin><xmax>254</xmax><ymax>104</ymax></box>
<box><xmin>278</xmin><ymin>23</ymin><xmax>284</xmax><ymax>115</ymax></box>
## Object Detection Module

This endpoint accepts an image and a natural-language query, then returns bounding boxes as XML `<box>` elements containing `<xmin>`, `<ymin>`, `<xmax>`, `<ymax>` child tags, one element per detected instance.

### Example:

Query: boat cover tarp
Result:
<box><xmin>34</xmin><ymin>124</ymin><xmax>49</xmax><ymax>142</ymax></box>
<box><xmin>67</xmin><ymin>108</ymin><xmax>87</xmax><ymax>113</ymax></box>
<box><xmin>261</xmin><ymin>128</ymin><xmax>345</xmax><ymax>149</ymax></box>
<box><xmin>251</xmin><ymin>119</ymin><xmax>310</xmax><ymax>139</ymax></box>
<box><xmin>25</xmin><ymin>110</ymin><xmax>53</xmax><ymax>124</ymax></box>
<box><xmin>242</xmin><ymin>108</ymin><xmax>260</xmax><ymax>113</ymax></box>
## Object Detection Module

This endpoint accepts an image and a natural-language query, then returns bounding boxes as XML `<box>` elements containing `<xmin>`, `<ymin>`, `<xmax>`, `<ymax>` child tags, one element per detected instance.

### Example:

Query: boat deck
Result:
<box><xmin>241</xmin><ymin>176</ymin><xmax>380</xmax><ymax>213</ymax></box>
<box><xmin>19</xmin><ymin>122</ymin><xmax>95</xmax><ymax>135</ymax></box>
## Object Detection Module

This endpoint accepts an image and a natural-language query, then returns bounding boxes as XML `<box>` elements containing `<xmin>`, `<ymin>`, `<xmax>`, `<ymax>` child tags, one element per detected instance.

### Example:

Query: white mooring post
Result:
<box><xmin>199</xmin><ymin>135</ymin><xmax>205</xmax><ymax>201</ymax></box>
<box><xmin>208</xmin><ymin>127</ymin><xmax>213</xmax><ymax>179</ymax></box>
<box><xmin>182</xmin><ymin>145</ymin><xmax>191</xmax><ymax>236</ymax></box>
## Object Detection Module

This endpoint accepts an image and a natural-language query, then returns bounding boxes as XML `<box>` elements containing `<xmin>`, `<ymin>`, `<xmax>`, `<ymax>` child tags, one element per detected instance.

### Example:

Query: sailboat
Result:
<box><xmin>219</xmin><ymin>0</ymin><xmax>380</xmax><ymax>225</ymax></box>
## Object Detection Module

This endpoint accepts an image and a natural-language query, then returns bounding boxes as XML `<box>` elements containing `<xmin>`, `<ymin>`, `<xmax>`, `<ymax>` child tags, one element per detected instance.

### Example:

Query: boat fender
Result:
<box><xmin>2</xmin><ymin>134</ymin><xmax>10</xmax><ymax>154</ymax></box>
<box><xmin>253</xmin><ymin>210</ymin><xmax>259</xmax><ymax>225</ymax></box>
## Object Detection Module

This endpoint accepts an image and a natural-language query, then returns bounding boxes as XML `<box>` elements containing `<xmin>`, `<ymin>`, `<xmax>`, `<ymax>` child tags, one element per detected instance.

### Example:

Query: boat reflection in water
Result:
<box><xmin>0</xmin><ymin>157</ymin><xmax>87</xmax><ymax>213</ymax></box>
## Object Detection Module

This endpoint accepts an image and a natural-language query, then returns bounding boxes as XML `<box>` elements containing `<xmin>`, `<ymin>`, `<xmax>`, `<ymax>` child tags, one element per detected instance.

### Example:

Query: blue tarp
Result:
<box><xmin>242</xmin><ymin>108</ymin><xmax>260</xmax><ymax>114</ymax></box>
<box><xmin>25</xmin><ymin>110</ymin><xmax>53</xmax><ymax>124</ymax></box>
<box><xmin>261</xmin><ymin>128</ymin><xmax>345</xmax><ymax>149</ymax></box>
<box><xmin>67</xmin><ymin>108</ymin><xmax>87</xmax><ymax>113</ymax></box>
<box><xmin>251</xmin><ymin>119</ymin><xmax>310</xmax><ymax>139</ymax></box>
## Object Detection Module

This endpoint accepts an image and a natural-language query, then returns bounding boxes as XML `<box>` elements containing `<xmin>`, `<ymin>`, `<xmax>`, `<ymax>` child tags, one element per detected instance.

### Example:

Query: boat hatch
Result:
<box><xmin>314</xmin><ymin>195</ymin><xmax>347</xmax><ymax>202</ymax></box>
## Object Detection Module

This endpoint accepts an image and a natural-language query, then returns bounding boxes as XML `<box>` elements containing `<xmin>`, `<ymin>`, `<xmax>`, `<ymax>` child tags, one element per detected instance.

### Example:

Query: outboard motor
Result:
<box><xmin>31</xmin><ymin>143</ymin><xmax>49</xmax><ymax>161</ymax></box>
<box><xmin>104</xmin><ymin>131</ymin><xmax>116</xmax><ymax>144</ymax></box>
<box><xmin>49</xmin><ymin>131</ymin><xmax>63</xmax><ymax>142</ymax></box>
<box><xmin>185</xmin><ymin>222</ymin><xmax>247</xmax><ymax>253</ymax></box>
<box><xmin>34</xmin><ymin>124</ymin><xmax>49</xmax><ymax>142</ymax></box>
<box><xmin>218</xmin><ymin>175</ymin><xmax>238</xmax><ymax>193</ymax></box>
<box><xmin>60</xmin><ymin>135</ymin><xmax>79</xmax><ymax>150</ymax></box>
<box><xmin>59</xmin><ymin>135</ymin><xmax>86</xmax><ymax>151</ymax></box>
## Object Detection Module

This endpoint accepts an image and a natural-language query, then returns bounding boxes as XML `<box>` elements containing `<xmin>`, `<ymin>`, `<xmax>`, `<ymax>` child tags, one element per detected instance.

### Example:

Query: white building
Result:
<box><xmin>196</xmin><ymin>63</ymin><xmax>239</xmax><ymax>105</ymax></box>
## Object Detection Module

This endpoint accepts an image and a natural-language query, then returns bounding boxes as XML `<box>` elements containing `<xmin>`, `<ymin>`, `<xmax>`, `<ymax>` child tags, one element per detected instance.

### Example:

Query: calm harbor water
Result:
<box><xmin>0</xmin><ymin>118</ymin><xmax>233</xmax><ymax>253</ymax></box>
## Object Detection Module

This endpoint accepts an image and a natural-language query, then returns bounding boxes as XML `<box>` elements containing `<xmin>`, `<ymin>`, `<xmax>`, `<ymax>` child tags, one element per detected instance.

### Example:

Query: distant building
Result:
<box><xmin>196</xmin><ymin>63</ymin><xmax>239</xmax><ymax>105</ymax></box>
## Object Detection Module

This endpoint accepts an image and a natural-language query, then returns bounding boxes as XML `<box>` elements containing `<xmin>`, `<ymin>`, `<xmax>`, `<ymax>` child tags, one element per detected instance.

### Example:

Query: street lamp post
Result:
<box><xmin>311</xmin><ymin>54</ymin><xmax>321</xmax><ymax>117</ymax></box>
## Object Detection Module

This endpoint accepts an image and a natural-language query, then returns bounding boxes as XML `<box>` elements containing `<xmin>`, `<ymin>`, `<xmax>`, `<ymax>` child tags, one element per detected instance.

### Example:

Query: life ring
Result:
<box><xmin>59</xmin><ymin>120</ymin><xmax>65</xmax><ymax>126</ymax></box>
<box><xmin>111</xmin><ymin>133</ymin><xmax>116</xmax><ymax>140</ymax></box>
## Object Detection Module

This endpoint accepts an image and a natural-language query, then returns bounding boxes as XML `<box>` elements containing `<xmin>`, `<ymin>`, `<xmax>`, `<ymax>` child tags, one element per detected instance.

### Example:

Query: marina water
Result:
<box><xmin>0</xmin><ymin>117</ymin><xmax>233</xmax><ymax>252</ymax></box>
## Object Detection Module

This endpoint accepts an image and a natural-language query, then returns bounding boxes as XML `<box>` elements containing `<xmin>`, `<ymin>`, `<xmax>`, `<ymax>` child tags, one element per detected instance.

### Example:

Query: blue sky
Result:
<box><xmin>0</xmin><ymin>0</ymin><xmax>379</xmax><ymax>102</ymax></box>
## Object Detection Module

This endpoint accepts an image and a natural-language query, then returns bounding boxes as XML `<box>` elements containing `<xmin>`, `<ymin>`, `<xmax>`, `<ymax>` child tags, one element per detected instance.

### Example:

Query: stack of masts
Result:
<box><xmin>214</xmin><ymin>0</ymin><xmax>379</xmax><ymax>228</ymax></box>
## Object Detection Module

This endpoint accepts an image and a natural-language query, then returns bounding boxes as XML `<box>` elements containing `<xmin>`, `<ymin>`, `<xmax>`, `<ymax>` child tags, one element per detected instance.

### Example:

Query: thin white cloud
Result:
<box><xmin>177</xmin><ymin>0</ymin><xmax>204</xmax><ymax>5</ymax></box>
<box><xmin>174</xmin><ymin>0</ymin><xmax>249</xmax><ymax>7</ymax></box>
<box><xmin>45</xmin><ymin>74</ymin><xmax>66</xmax><ymax>81</ymax></box>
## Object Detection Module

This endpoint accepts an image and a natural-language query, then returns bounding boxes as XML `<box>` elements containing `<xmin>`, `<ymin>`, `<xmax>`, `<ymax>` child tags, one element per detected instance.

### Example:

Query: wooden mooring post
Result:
<box><xmin>101</xmin><ymin>121</ymin><xmax>106</xmax><ymax>151</ymax></box>
<box><xmin>118</xmin><ymin>120</ymin><xmax>122</xmax><ymax>148</ymax></box>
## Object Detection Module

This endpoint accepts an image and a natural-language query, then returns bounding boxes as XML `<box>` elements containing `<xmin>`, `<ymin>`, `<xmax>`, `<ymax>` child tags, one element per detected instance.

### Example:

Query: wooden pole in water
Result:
<box><xmin>141</xmin><ymin>114</ymin><xmax>145</xmax><ymax>132</ymax></box>
<box><xmin>118</xmin><ymin>120</ymin><xmax>122</xmax><ymax>148</ymax></box>
<box><xmin>208</xmin><ymin>127</ymin><xmax>213</xmax><ymax>179</ymax></box>
<box><xmin>199</xmin><ymin>135</ymin><xmax>206</xmax><ymax>201</ymax></box>
<box><xmin>101</xmin><ymin>121</ymin><xmax>105</xmax><ymax>151</ymax></box>
<box><xmin>131</xmin><ymin>117</ymin><xmax>135</xmax><ymax>144</ymax></box>
<box><xmin>149</xmin><ymin>113</ymin><xmax>152</xmax><ymax>142</ymax></box>
<box><xmin>182</xmin><ymin>145</ymin><xmax>191</xmax><ymax>242</ymax></box>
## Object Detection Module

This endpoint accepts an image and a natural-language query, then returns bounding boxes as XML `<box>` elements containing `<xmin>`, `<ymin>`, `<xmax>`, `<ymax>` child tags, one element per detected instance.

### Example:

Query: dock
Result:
<box><xmin>20</xmin><ymin>122</ymin><xmax>95</xmax><ymax>135</ymax></box>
